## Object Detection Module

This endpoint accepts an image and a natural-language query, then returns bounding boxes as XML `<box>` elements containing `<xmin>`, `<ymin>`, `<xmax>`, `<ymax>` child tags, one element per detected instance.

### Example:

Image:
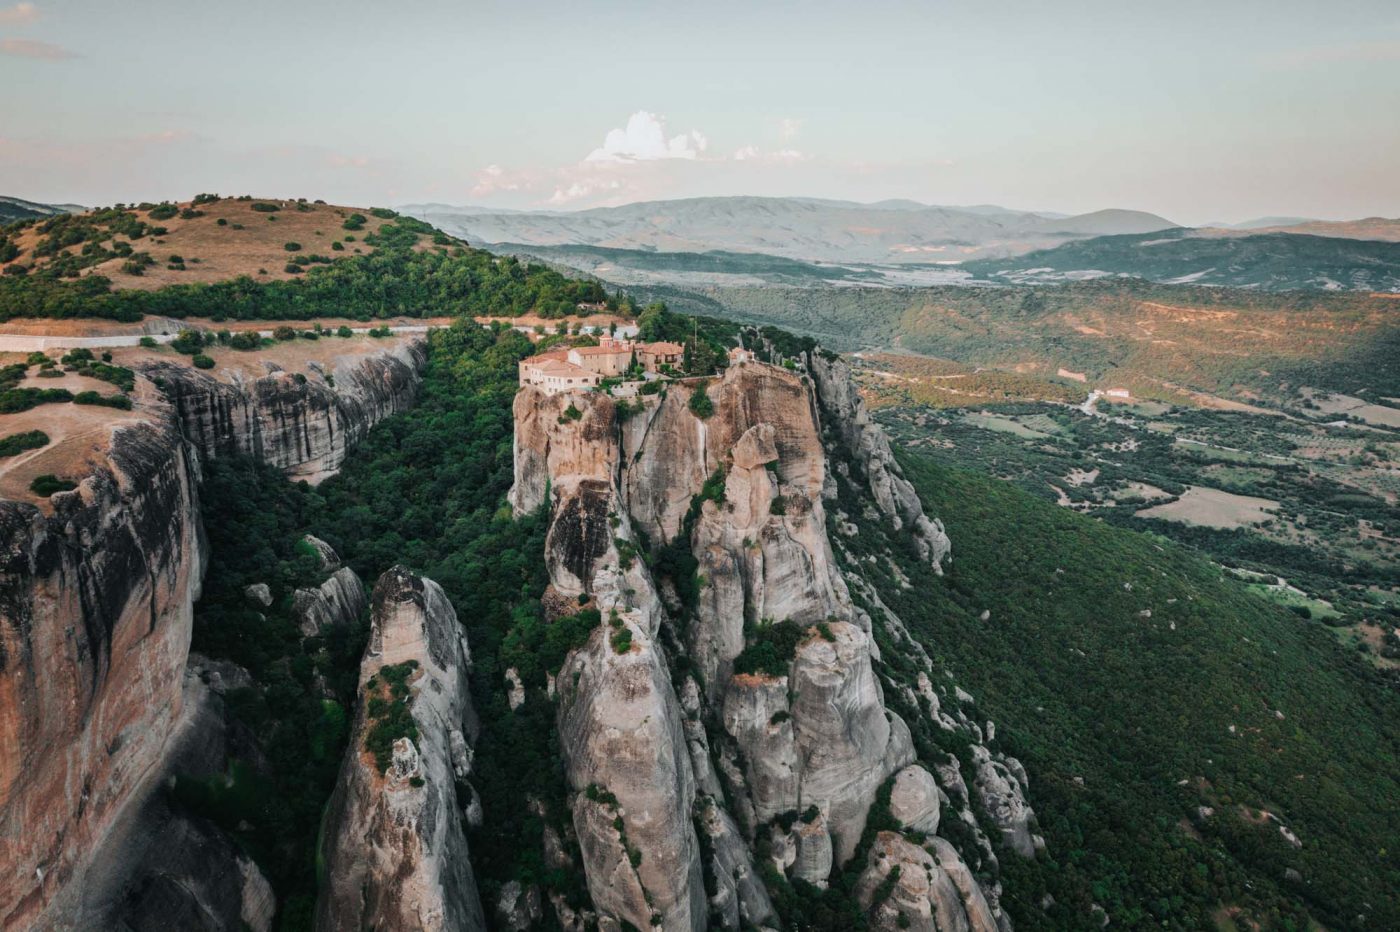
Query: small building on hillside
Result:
<box><xmin>567</xmin><ymin>336</ymin><xmax>634</xmax><ymax>377</ymax></box>
<box><xmin>728</xmin><ymin>346</ymin><xmax>756</xmax><ymax>365</ymax></box>
<box><xmin>518</xmin><ymin>350</ymin><xmax>601</xmax><ymax>394</ymax></box>
<box><xmin>518</xmin><ymin>336</ymin><xmax>696</xmax><ymax>393</ymax></box>
<box><xmin>639</xmin><ymin>341</ymin><xmax>683</xmax><ymax>372</ymax></box>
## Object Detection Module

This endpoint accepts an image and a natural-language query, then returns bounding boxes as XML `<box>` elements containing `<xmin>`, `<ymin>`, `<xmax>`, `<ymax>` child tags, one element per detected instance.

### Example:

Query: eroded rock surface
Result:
<box><xmin>147</xmin><ymin>339</ymin><xmax>426</xmax><ymax>483</ymax></box>
<box><xmin>0</xmin><ymin>410</ymin><xmax>205</xmax><ymax>929</ymax></box>
<box><xmin>316</xmin><ymin>566</ymin><xmax>486</xmax><ymax>932</ymax></box>
<box><xmin>856</xmin><ymin>831</ymin><xmax>1001</xmax><ymax>932</ymax></box>
<box><xmin>805</xmin><ymin>350</ymin><xmax>951</xmax><ymax>570</ymax></box>
<box><xmin>510</xmin><ymin>355</ymin><xmax>1021</xmax><ymax>930</ymax></box>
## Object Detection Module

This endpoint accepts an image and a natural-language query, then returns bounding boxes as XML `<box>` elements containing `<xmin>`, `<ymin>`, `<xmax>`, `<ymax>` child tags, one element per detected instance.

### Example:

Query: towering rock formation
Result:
<box><xmin>146</xmin><ymin>338</ymin><xmax>427</xmax><ymax>483</ymax></box>
<box><xmin>316</xmin><ymin>566</ymin><xmax>487</xmax><ymax>932</ymax></box>
<box><xmin>511</xmin><ymin>354</ymin><xmax>1032</xmax><ymax>930</ymax></box>
<box><xmin>1</xmin><ymin>343</ymin><xmax>418</xmax><ymax>929</ymax></box>
<box><xmin>0</xmin><ymin>401</ymin><xmax>205</xmax><ymax>929</ymax></box>
<box><xmin>804</xmin><ymin>349</ymin><xmax>951</xmax><ymax>570</ymax></box>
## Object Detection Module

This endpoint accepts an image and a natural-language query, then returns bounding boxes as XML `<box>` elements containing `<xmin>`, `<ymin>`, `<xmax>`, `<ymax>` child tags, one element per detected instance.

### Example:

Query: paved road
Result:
<box><xmin>0</xmin><ymin>324</ymin><xmax>439</xmax><ymax>353</ymax></box>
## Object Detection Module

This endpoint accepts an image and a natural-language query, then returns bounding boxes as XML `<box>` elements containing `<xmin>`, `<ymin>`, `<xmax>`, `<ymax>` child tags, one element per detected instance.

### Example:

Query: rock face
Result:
<box><xmin>805</xmin><ymin>350</ymin><xmax>952</xmax><ymax>570</ymax></box>
<box><xmin>316</xmin><ymin>566</ymin><xmax>487</xmax><ymax>932</ymax></box>
<box><xmin>32</xmin><ymin>670</ymin><xmax>275</xmax><ymax>932</ymax></box>
<box><xmin>293</xmin><ymin>566</ymin><xmax>367</xmax><ymax>637</ymax></box>
<box><xmin>0</xmin><ymin>409</ymin><xmax>205</xmax><ymax>930</ymax></box>
<box><xmin>1</xmin><ymin>353</ymin><xmax>410</xmax><ymax>929</ymax></box>
<box><xmin>856</xmin><ymin>831</ymin><xmax>1000</xmax><ymax>932</ymax></box>
<box><xmin>147</xmin><ymin>338</ymin><xmax>427</xmax><ymax>483</ymax></box>
<box><xmin>722</xmin><ymin>621</ymin><xmax>914</xmax><ymax>863</ymax></box>
<box><xmin>511</xmin><ymin>356</ymin><xmax>1018</xmax><ymax>930</ymax></box>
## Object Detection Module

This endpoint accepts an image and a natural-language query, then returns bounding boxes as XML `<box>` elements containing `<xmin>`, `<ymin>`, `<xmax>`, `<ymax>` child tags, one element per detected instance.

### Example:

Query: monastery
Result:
<box><xmin>518</xmin><ymin>336</ymin><xmax>685</xmax><ymax>394</ymax></box>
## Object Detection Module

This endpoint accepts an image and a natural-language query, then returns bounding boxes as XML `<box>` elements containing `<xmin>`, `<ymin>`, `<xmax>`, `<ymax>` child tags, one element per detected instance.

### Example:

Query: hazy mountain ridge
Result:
<box><xmin>0</xmin><ymin>195</ymin><xmax>83</xmax><ymax>224</ymax></box>
<box><xmin>1203</xmin><ymin>216</ymin><xmax>1400</xmax><ymax>242</ymax></box>
<box><xmin>405</xmin><ymin>196</ymin><xmax>1179</xmax><ymax>265</ymax></box>
<box><xmin>961</xmin><ymin>228</ymin><xmax>1400</xmax><ymax>290</ymax></box>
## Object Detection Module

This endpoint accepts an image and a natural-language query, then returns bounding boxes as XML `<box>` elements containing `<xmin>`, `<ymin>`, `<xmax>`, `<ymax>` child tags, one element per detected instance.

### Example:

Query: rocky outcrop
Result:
<box><xmin>0</xmin><ymin>408</ymin><xmax>205</xmax><ymax>930</ymax></box>
<box><xmin>856</xmin><ymin>831</ymin><xmax>1000</xmax><ymax>932</ymax></box>
<box><xmin>1</xmin><ymin>347</ymin><xmax>422</xmax><ymax>929</ymax></box>
<box><xmin>805</xmin><ymin>349</ymin><xmax>951</xmax><ymax>570</ymax></box>
<box><xmin>292</xmin><ymin>566</ymin><xmax>367</xmax><ymax>637</ymax></box>
<box><xmin>147</xmin><ymin>339</ymin><xmax>427</xmax><ymax>484</ymax></box>
<box><xmin>722</xmin><ymin>622</ymin><xmax>914</xmax><ymax>863</ymax></box>
<box><xmin>970</xmin><ymin>745</ymin><xmax>1043</xmax><ymax>858</ymax></box>
<box><xmin>511</xmin><ymin>355</ymin><xmax>1011</xmax><ymax>930</ymax></box>
<box><xmin>556</xmin><ymin>629</ymin><xmax>708</xmax><ymax>932</ymax></box>
<box><xmin>316</xmin><ymin>566</ymin><xmax>486</xmax><ymax>932</ymax></box>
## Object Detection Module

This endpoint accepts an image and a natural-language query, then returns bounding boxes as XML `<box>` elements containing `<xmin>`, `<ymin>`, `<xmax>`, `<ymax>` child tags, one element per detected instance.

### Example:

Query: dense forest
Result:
<box><xmin>844</xmin><ymin>454</ymin><xmax>1399</xmax><ymax>929</ymax></box>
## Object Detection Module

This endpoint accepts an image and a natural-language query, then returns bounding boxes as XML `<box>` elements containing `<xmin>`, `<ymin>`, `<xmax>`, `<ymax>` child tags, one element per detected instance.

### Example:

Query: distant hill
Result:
<box><xmin>404</xmin><ymin>196</ymin><xmax>1178</xmax><ymax>265</ymax></box>
<box><xmin>1219</xmin><ymin>217</ymin><xmax>1400</xmax><ymax>243</ymax></box>
<box><xmin>0</xmin><ymin>196</ymin><xmax>82</xmax><ymax>224</ymax></box>
<box><xmin>961</xmin><ymin>228</ymin><xmax>1400</xmax><ymax>290</ymax></box>
<box><xmin>1034</xmin><ymin>207</ymin><xmax>1181</xmax><ymax>237</ymax></box>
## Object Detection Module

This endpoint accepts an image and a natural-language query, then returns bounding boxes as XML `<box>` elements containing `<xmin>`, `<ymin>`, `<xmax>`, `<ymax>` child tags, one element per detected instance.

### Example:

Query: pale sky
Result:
<box><xmin>3</xmin><ymin>0</ymin><xmax>1399</xmax><ymax>224</ymax></box>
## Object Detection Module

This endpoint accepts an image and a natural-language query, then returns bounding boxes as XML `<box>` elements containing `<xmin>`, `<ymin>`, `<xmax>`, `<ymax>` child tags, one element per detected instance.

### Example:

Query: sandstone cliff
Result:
<box><xmin>511</xmin><ymin>354</ymin><xmax>1028</xmax><ymax>930</ymax></box>
<box><xmin>0</xmin><ymin>402</ymin><xmax>206</xmax><ymax>929</ymax></box>
<box><xmin>146</xmin><ymin>338</ymin><xmax>426</xmax><ymax>483</ymax></box>
<box><xmin>2</xmin><ymin>343</ymin><xmax>413</xmax><ymax>929</ymax></box>
<box><xmin>316</xmin><ymin>566</ymin><xmax>487</xmax><ymax>932</ymax></box>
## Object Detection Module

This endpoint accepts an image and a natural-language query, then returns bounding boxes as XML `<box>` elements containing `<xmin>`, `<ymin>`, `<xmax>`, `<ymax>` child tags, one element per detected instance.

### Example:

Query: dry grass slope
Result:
<box><xmin>6</xmin><ymin>197</ymin><xmax>417</xmax><ymax>289</ymax></box>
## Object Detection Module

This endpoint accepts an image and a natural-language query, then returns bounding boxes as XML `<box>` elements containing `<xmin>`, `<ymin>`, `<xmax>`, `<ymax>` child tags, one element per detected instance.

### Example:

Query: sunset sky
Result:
<box><xmin>3</xmin><ymin>0</ymin><xmax>1399</xmax><ymax>222</ymax></box>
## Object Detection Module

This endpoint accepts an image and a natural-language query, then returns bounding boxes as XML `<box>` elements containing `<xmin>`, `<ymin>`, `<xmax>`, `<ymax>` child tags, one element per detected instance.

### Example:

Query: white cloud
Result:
<box><xmin>732</xmin><ymin>145</ymin><xmax>809</xmax><ymax>163</ymax></box>
<box><xmin>0</xmin><ymin>2</ymin><xmax>37</xmax><ymax>24</ymax></box>
<box><xmin>470</xmin><ymin>163</ymin><xmax>531</xmax><ymax>198</ymax></box>
<box><xmin>586</xmin><ymin>110</ymin><xmax>707</xmax><ymax>162</ymax></box>
<box><xmin>0</xmin><ymin>37</ymin><xmax>75</xmax><ymax>59</ymax></box>
<box><xmin>777</xmin><ymin>117</ymin><xmax>803</xmax><ymax>140</ymax></box>
<box><xmin>549</xmin><ymin>174</ymin><xmax>623</xmax><ymax>205</ymax></box>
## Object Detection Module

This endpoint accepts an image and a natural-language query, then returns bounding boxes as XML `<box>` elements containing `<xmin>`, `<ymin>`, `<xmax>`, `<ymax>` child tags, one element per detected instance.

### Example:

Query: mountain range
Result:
<box><xmin>405</xmin><ymin>196</ymin><xmax>1400</xmax><ymax>292</ymax></box>
<box><xmin>405</xmin><ymin>196</ymin><xmax>1180</xmax><ymax>264</ymax></box>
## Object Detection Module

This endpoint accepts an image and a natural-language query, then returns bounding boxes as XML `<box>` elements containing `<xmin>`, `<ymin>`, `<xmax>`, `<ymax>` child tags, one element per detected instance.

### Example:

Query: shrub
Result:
<box><xmin>336</xmin><ymin>325</ymin><xmax>353</xmax><ymax>338</ymax></box>
<box><xmin>229</xmin><ymin>331</ymin><xmax>262</xmax><ymax>350</ymax></box>
<box><xmin>216</xmin><ymin>218</ymin><xmax>228</xmax><ymax>226</ymax></box>
<box><xmin>0</xmin><ymin>387</ymin><xmax>73</xmax><ymax>413</ymax></box>
<box><xmin>192</xmin><ymin>193</ymin><xmax>220</xmax><ymax>205</ymax></box>
<box><xmin>139</xmin><ymin>336</ymin><xmax>158</xmax><ymax>348</ymax></box>
<box><xmin>331</xmin><ymin>241</ymin><xmax>344</xmax><ymax>251</ymax></box>
<box><xmin>284</xmin><ymin>263</ymin><xmax>303</xmax><ymax>274</ymax></box>
<box><xmin>30</xmin><ymin>474</ymin><xmax>76</xmax><ymax>496</ymax></box>
<box><xmin>273</xmin><ymin>326</ymin><xmax>298</xmax><ymax>341</ymax></box>
<box><xmin>284</xmin><ymin>242</ymin><xmax>302</xmax><ymax>252</ymax></box>
<box><xmin>688</xmin><ymin>382</ymin><xmax>714</xmax><ymax>418</ymax></box>
<box><xmin>192</xmin><ymin>354</ymin><xmax>215</xmax><ymax>369</ymax></box>
<box><xmin>769</xmin><ymin>496</ymin><xmax>787</xmax><ymax>516</ymax></box>
<box><xmin>369</xmin><ymin>207</ymin><xmax>398</xmax><ymax>220</ymax></box>
<box><xmin>0</xmin><ymin>430</ymin><xmax>49</xmax><ymax>457</ymax></box>
<box><xmin>250</xmin><ymin>202</ymin><xmax>280</xmax><ymax>213</ymax></box>
<box><xmin>732</xmin><ymin>622</ymin><xmax>805</xmax><ymax>677</ymax></box>
<box><xmin>170</xmin><ymin>329</ymin><xmax>205</xmax><ymax>354</ymax></box>
<box><xmin>179</xmin><ymin>208</ymin><xmax>203</xmax><ymax>220</ymax></box>
<box><xmin>73</xmin><ymin>390</ymin><xmax>133</xmax><ymax>409</ymax></box>
<box><xmin>342</xmin><ymin>213</ymin><xmax>367</xmax><ymax>231</ymax></box>
<box><xmin>147</xmin><ymin>203</ymin><xmax>178</xmax><ymax>220</ymax></box>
